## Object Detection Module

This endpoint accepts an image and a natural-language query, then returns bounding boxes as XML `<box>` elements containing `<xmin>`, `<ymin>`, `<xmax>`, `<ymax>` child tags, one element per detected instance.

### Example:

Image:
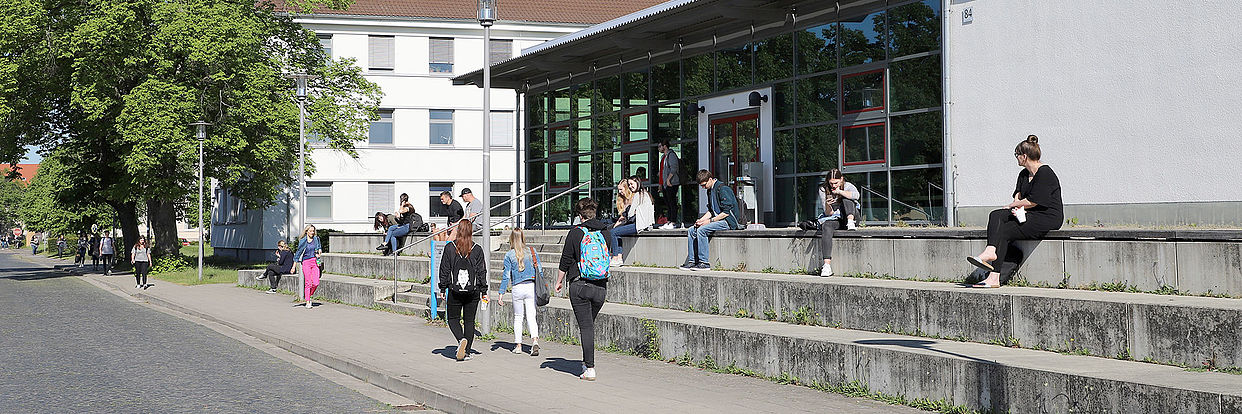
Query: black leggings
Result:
<box><xmin>102</xmin><ymin>254</ymin><xmax>113</xmax><ymax>274</ymax></box>
<box><xmin>446</xmin><ymin>290</ymin><xmax>481</xmax><ymax>352</ymax></box>
<box><xmin>570</xmin><ymin>279</ymin><xmax>607</xmax><ymax>368</ymax></box>
<box><xmin>263</xmin><ymin>265</ymin><xmax>284</xmax><ymax>290</ymax></box>
<box><xmin>661</xmin><ymin>186</ymin><xmax>680</xmax><ymax>225</ymax></box>
<box><xmin>985</xmin><ymin>208</ymin><xmax>1054</xmax><ymax>271</ymax></box>
<box><xmin>819</xmin><ymin>201</ymin><xmax>858</xmax><ymax>260</ymax></box>
<box><xmin>133</xmin><ymin>261</ymin><xmax>149</xmax><ymax>286</ymax></box>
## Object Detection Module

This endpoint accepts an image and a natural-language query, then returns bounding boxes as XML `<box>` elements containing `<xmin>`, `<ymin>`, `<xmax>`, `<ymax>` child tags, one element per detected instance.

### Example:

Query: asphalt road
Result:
<box><xmin>0</xmin><ymin>252</ymin><xmax>394</xmax><ymax>413</ymax></box>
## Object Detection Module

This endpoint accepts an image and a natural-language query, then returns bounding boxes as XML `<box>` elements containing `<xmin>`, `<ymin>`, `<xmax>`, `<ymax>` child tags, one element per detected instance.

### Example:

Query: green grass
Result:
<box><xmin>152</xmin><ymin>265</ymin><xmax>240</xmax><ymax>286</ymax></box>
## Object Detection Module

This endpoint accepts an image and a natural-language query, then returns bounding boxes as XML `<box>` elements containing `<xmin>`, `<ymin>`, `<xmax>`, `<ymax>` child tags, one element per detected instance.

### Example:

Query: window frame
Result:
<box><xmin>840</xmin><ymin>68</ymin><xmax>887</xmax><ymax>115</ymax></box>
<box><xmin>305</xmin><ymin>182</ymin><xmax>334</xmax><ymax>220</ymax></box>
<box><xmin>429</xmin><ymin>109</ymin><xmax>454</xmax><ymax>146</ymax></box>
<box><xmin>369</xmin><ymin>109</ymin><xmax>394</xmax><ymax>145</ymax></box>
<box><xmin>429</xmin><ymin>37</ymin><xmax>454</xmax><ymax>74</ymax></box>
<box><xmin>368</xmin><ymin>35</ymin><xmax>395</xmax><ymax>71</ymax></box>
<box><xmin>841</xmin><ymin>122</ymin><xmax>887</xmax><ymax>166</ymax></box>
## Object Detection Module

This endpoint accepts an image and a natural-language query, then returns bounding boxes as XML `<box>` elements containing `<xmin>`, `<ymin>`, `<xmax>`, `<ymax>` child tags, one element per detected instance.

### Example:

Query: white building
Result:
<box><xmin>213</xmin><ymin>0</ymin><xmax>662</xmax><ymax>261</ymax></box>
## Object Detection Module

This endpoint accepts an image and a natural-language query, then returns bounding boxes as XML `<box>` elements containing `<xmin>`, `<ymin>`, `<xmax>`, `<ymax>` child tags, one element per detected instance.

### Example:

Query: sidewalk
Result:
<box><xmin>27</xmin><ymin>253</ymin><xmax>919</xmax><ymax>413</ymax></box>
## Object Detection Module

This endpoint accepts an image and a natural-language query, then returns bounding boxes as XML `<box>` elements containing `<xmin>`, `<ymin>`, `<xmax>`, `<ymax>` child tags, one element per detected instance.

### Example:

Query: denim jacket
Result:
<box><xmin>708</xmin><ymin>182</ymin><xmax>743</xmax><ymax>230</ymax></box>
<box><xmin>499</xmin><ymin>248</ymin><xmax>539</xmax><ymax>293</ymax></box>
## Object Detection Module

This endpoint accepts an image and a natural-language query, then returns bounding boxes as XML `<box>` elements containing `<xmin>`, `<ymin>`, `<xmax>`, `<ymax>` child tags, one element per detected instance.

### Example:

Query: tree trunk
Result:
<box><xmin>147</xmin><ymin>199</ymin><xmax>180</xmax><ymax>257</ymax></box>
<box><xmin>113</xmin><ymin>201</ymin><xmax>139</xmax><ymax>266</ymax></box>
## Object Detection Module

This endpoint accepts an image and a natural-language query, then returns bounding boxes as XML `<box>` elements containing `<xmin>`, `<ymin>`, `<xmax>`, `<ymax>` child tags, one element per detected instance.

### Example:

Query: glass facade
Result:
<box><xmin>525</xmin><ymin>0</ymin><xmax>944</xmax><ymax>227</ymax></box>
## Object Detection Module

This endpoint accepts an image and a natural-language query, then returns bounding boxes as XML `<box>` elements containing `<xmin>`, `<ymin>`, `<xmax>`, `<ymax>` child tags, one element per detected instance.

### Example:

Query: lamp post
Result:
<box><xmin>478</xmin><ymin>0</ymin><xmax>496</xmax><ymax>333</ymax></box>
<box><xmin>190</xmin><ymin>121</ymin><xmax>211</xmax><ymax>282</ymax></box>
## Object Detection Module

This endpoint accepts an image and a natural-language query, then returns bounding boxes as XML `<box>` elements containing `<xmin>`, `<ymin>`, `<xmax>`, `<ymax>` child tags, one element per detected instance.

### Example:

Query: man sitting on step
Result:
<box><xmin>678</xmin><ymin>170</ymin><xmax>743</xmax><ymax>271</ymax></box>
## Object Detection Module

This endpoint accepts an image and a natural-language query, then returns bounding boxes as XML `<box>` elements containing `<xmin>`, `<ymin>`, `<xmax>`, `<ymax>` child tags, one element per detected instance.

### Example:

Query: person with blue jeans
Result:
<box><xmin>607</xmin><ymin>177</ymin><xmax>654</xmax><ymax>267</ymax></box>
<box><xmin>679</xmin><ymin>170</ymin><xmax>742</xmax><ymax>271</ymax></box>
<box><xmin>376</xmin><ymin>193</ymin><xmax>416</xmax><ymax>255</ymax></box>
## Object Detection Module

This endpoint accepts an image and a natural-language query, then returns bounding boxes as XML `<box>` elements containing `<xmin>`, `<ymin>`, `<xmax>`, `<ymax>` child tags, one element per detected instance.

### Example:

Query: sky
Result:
<box><xmin>22</xmin><ymin>146</ymin><xmax>41</xmax><ymax>164</ymax></box>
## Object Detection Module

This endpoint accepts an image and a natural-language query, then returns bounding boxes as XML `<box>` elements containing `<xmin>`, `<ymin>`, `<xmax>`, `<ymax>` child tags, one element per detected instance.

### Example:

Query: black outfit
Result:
<box><xmin>89</xmin><ymin>236</ymin><xmax>100</xmax><ymax>269</ymax></box>
<box><xmin>986</xmin><ymin>165</ymin><xmax>1063</xmax><ymax>270</ymax></box>
<box><xmin>438</xmin><ymin>242</ymin><xmax>487</xmax><ymax>354</ymax></box>
<box><xmin>558</xmin><ymin>219</ymin><xmax>612</xmax><ymax>369</ymax></box>
<box><xmin>263</xmin><ymin>250</ymin><xmax>295</xmax><ymax>290</ymax></box>
<box><xmin>660</xmin><ymin>186</ymin><xmax>680</xmax><ymax>226</ymax></box>
<box><xmin>819</xmin><ymin>198</ymin><xmax>859</xmax><ymax>260</ymax></box>
<box><xmin>134</xmin><ymin>262</ymin><xmax>150</xmax><ymax>287</ymax></box>
<box><xmin>445</xmin><ymin>200</ymin><xmax>465</xmax><ymax>226</ymax></box>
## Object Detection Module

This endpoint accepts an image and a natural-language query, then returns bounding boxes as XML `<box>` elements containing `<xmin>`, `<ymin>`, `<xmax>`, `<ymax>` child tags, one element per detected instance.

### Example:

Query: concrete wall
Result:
<box><xmin>619</xmin><ymin>232</ymin><xmax>1242</xmax><ymax>296</ymax></box>
<box><xmin>946</xmin><ymin>1</ymin><xmax>1242</xmax><ymax>224</ymax></box>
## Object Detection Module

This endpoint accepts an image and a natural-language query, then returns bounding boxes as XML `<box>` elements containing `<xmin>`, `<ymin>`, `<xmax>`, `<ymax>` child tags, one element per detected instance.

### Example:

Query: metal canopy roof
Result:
<box><xmin>453</xmin><ymin>0</ymin><xmax>876</xmax><ymax>90</ymax></box>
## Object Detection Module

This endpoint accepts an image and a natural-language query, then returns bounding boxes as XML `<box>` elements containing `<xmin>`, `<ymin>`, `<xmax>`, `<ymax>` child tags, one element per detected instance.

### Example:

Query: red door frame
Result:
<box><xmin>709</xmin><ymin>113</ymin><xmax>760</xmax><ymax>191</ymax></box>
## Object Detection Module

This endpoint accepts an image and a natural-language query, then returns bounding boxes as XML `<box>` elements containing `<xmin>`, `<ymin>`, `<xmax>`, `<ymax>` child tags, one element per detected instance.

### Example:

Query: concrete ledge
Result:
<box><xmin>488</xmin><ymin>297</ymin><xmax>1242</xmax><ymax>413</ymax></box>
<box><xmin>620</xmin><ymin>233</ymin><xmax>1242</xmax><ymax>296</ymax></box>
<box><xmin>320</xmin><ymin>253</ymin><xmax>1242</xmax><ymax>367</ymax></box>
<box><xmin>238</xmin><ymin>269</ymin><xmax>412</xmax><ymax>307</ymax></box>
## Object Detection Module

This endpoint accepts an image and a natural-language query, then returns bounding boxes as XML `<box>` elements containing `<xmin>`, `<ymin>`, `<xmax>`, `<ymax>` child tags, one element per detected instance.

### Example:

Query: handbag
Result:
<box><xmin>532</xmin><ymin>246</ymin><xmax>550</xmax><ymax>306</ymax></box>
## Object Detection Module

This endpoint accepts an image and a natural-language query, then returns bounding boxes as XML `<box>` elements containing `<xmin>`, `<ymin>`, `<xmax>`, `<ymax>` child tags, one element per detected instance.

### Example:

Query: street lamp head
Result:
<box><xmin>477</xmin><ymin>0</ymin><xmax>496</xmax><ymax>26</ymax></box>
<box><xmin>295</xmin><ymin>76</ymin><xmax>308</xmax><ymax>100</ymax></box>
<box><xmin>190</xmin><ymin>121</ymin><xmax>211</xmax><ymax>141</ymax></box>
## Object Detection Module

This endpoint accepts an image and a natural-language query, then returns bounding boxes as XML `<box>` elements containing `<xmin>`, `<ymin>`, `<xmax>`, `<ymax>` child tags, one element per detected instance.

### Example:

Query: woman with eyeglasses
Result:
<box><xmin>966</xmin><ymin>135</ymin><xmax>1063</xmax><ymax>288</ymax></box>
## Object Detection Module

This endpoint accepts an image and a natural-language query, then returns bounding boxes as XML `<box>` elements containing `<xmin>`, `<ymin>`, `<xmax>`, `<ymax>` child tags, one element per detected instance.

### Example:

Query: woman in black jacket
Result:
<box><xmin>967</xmin><ymin>135</ymin><xmax>1064</xmax><ymax>288</ymax></box>
<box><xmin>258</xmin><ymin>240</ymin><xmax>294</xmax><ymax>293</ymax></box>
<box><xmin>438</xmin><ymin>219</ymin><xmax>489</xmax><ymax>362</ymax></box>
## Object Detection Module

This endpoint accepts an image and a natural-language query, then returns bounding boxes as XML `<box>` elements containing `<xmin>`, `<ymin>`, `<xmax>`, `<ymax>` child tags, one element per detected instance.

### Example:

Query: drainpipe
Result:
<box><xmin>941</xmin><ymin>0</ymin><xmax>956</xmax><ymax>227</ymax></box>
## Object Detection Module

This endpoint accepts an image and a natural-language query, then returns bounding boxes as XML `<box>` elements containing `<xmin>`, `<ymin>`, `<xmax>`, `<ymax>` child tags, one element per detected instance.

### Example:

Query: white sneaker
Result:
<box><xmin>512</xmin><ymin>346</ymin><xmax>523</xmax><ymax>354</ymax></box>
<box><xmin>305</xmin><ymin>302</ymin><xmax>313</xmax><ymax>308</ymax></box>
<box><xmin>580</xmin><ymin>367</ymin><xmax>596</xmax><ymax>381</ymax></box>
<box><xmin>820</xmin><ymin>264</ymin><xmax>833</xmax><ymax>277</ymax></box>
<box><xmin>256</xmin><ymin>274</ymin><xmax>266</xmax><ymax>280</ymax></box>
<box><xmin>659</xmin><ymin>223</ymin><xmax>675</xmax><ymax>230</ymax></box>
<box><xmin>846</xmin><ymin>219</ymin><xmax>857</xmax><ymax>230</ymax></box>
<box><xmin>610</xmin><ymin>257</ymin><xmax>623</xmax><ymax>267</ymax></box>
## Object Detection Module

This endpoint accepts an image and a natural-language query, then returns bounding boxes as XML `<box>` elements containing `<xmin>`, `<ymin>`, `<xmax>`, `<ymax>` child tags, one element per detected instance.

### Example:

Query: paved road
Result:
<box><xmin>0</xmin><ymin>252</ymin><xmax>393</xmax><ymax>413</ymax></box>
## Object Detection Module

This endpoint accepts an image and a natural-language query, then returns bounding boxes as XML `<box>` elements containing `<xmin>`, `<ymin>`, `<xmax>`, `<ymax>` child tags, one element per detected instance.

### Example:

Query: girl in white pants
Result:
<box><xmin>498</xmin><ymin>229</ymin><xmax>541</xmax><ymax>356</ymax></box>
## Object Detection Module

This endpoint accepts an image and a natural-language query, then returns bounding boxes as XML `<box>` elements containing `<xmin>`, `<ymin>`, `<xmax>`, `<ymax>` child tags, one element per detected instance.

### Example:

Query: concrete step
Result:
<box><xmin>238</xmin><ymin>269</ymin><xmax>413</xmax><ymax>306</ymax></box>
<box><xmin>501</xmin><ymin>296</ymin><xmax>1242</xmax><ymax>413</ymax></box>
<box><xmin>374</xmin><ymin>299</ymin><xmax>433</xmax><ymax>318</ymax></box>
<box><xmin>320</xmin><ymin>252</ymin><xmax>1242</xmax><ymax>368</ymax></box>
<box><xmin>498</xmin><ymin>242</ymin><xmax>562</xmax><ymax>253</ymax></box>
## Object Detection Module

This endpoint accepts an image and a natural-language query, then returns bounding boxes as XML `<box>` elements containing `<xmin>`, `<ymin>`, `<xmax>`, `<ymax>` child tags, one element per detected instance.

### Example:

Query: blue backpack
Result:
<box><xmin>577</xmin><ymin>226</ymin><xmax>610</xmax><ymax>280</ymax></box>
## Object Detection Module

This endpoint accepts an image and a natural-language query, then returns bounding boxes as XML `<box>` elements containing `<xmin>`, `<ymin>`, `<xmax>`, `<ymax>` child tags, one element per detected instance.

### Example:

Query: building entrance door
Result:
<box><xmin>710</xmin><ymin>114</ymin><xmax>760</xmax><ymax>196</ymax></box>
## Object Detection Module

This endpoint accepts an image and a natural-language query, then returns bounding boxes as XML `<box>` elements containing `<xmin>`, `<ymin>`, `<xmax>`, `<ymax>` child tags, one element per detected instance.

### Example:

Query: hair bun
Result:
<box><xmin>1026</xmin><ymin>134</ymin><xmax>1039</xmax><ymax>144</ymax></box>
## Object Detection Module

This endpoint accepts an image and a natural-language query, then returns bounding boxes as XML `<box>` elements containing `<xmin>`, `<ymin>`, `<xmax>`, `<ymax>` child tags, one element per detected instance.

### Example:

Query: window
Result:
<box><xmin>490</xmin><ymin>111</ymin><xmax>514</xmax><ymax>147</ymax></box>
<box><xmin>368</xmin><ymin>35</ymin><xmax>394</xmax><ymax>71</ymax></box>
<box><xmin>888</xmin><ymin>0</ymin><xmax>941</xmax><ymax>58</ymax></box>
<box><xmin>368</xmin><ymin>182</ymin><xmax>394</xmax><ymax>215</ymax></box>
<box><xmin>549</xmin><ymin>125</ymin><xmax>570</xmax><ymax>154</ymax></box>
<box><xmin>798</xmin><ymin>23</ymin><xmax>838</xmax><ymax>75</ymax></box>
<box><xmin>490</xmin><ymin>182</ymin><xmax>512</xmax><ymax>218</ymax></box>
<box><xmin>318</xmin><ymin>34</ymin><xmax>333</xmax><ymax>59</ymax></box>
<box><xmin>213</xmin><ymin>188</ymin><xmax>249</xmax><ymax>225</ymax></box>
<box><xmin>369</xmin><ymin>110</ymin><xmax>393</xmax><ymax>144</ymax></box>
<box><xmin>429</xmin><ymin>37</ymin><xmax>453</xmax><ymax>73</ymax></box>
<box><xmin>797</xmin><ymin>73</ymin><xmax>837</xmax><ymax>123</ymax></box>
<box><xmin>306</xmin><ymin>182</ymin><xmax>333</xmax><ymax>219</ymax></box>
<box><xmin>841</xmin><ymin>70</ymin><xmax>885</xmax><ymax>114</ymax></box>
<box><xmin>624</xmin><ymin>112</ymin><xmax>648</xmax><ymax>143</ymax></box>
<box><xmin>429</xmin><ymin>110</ymin><xmax>453</xmax><ymax>145</ymax></box>
<box><xmin>842</xmin><ymin>122</ymin><xmax>886</xmax><ymax>165</ymax></box>
<box><xmin>489</xmin><ymin>39</ymin><xmax>512</xmax><ymax>63</ymax></box>
<box><xmin>429</xmin><ymin>182</ymin><xmax>454</xmax><ymax>217</ymax></box>
<box><xmin>549</xmin><ymin>161</ymin><xmax>571</xmax><ymax>187</ymax></box>
<box><xmin>840</xmin><ymin>11</ymin><xmax>886</xmax><ymax>66</ymax></box>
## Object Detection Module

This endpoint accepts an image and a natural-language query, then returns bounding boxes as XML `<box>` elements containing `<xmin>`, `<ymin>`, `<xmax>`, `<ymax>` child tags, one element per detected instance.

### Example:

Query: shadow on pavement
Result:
<box><xmin>539</xmin><ymin>357</ymin><xmax>583</xmax><ymax>377</ymax></box>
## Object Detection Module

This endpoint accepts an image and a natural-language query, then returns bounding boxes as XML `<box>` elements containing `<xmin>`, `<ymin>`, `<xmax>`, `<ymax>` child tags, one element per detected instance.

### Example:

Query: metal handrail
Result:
<box><xmin>859</xmin><ymin>185</ymin><xmax>932</xmax><ymax>221</ymax></box>
<box><xmin>388</xmin><ymin>181</ymin><xmax>590</xmax><ymax>304</ymax></box>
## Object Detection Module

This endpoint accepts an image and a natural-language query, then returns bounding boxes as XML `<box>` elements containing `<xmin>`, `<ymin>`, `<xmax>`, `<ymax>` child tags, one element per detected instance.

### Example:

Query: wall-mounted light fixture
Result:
<box><xmin>748</xmin><ymin>91</ymin><xmax>769</xmax><ymax>107</ymax></box>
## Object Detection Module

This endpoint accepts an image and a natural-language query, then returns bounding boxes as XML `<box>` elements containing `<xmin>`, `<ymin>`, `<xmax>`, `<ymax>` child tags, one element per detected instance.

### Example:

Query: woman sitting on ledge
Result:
<box><xmin>967</xmin><ymin>135</ymin><xmax>1063</xmax><ymax>288</ymax></box>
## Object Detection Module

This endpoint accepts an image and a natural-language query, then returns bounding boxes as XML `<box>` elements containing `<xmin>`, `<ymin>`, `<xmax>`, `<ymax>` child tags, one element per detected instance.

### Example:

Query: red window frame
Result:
<box><xmin>548</xmin><ymin>125</ymin><xmax>571</xmax><ymax>155</ymax></box>
<box><xmin>841</xmin><ymin>122</ymin><xmax>887</xmax><ymax>166</ymax></box>
<box><xmin>840</xmin><ymin>69</ymin><xmax>886</xmax><ymax>115</ymax></box>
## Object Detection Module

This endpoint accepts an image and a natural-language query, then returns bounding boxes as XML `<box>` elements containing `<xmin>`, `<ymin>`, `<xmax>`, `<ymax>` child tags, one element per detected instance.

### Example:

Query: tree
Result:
<box><xmin>17</xmin><ymin>154</ymin><xmax>117</xmax><ymax>236</ymax></box>
<box><xmin>0</xmin><ymin>0</ymin><xmax>380</xmax><ymax>258</ymax></box>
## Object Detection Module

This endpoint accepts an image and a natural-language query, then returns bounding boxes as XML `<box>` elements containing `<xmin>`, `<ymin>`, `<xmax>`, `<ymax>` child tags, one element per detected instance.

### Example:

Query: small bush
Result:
<box><xmin>151</xmin><ymin>255</ymin><xmax>193</xmax><ymax>274</ymax></box>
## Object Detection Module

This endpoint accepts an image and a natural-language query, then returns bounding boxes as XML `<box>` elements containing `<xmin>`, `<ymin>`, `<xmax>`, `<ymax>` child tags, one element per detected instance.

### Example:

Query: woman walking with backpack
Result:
<box><xmin>498</xmin><ymin>228</ymin><xmax>541</xmax><ymax>356</ymax></box>
<box><xmin>554</xmin><ymin>198</ymin><xmax>612</xmax><ymax>381</ymax></box>
<box><xmin>131</xmin><ymin>237</ymin><xmax>152</xmax><ymax>289</ymax></box>
<box><xmin>292</xmin><ymin>225</ymin><xmax>322</xmax><ymax>309</ymax></box>
<box><xmin>437</xmin><ymin>219</ymin><xmax>488</xmax><ymax>362</ymax></box>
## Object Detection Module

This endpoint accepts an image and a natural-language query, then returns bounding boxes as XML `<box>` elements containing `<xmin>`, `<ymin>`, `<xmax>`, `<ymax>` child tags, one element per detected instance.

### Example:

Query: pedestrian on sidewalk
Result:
<box><xmin>967</xmin><ymin>135</ymin><xmax>1063</xmax><ymax>288</ymax></box>
<box><xmin>798</xmin><ymin>169</ymin><xmax>860</xmax><ymax>277</ymax></box>
<box><xmin>89</xmin><ymin>233</ymin><xmax>101</xmax><ymax>270</ymax></box>
<box><xmin>75</xmin><ymin>234</ymin><xmax>87</xmax><ymax>267</ymax></box>
<box><xmin>554</xmin><ymin>198</ymin><xmax>611</xmax><ymax>381</ymax></box>
<box><xmin>100</xmin><ymin>233</ymin><xmax>115</xmax><ymax>275</ymax></box>
<box><xmin>657</xmin><ymin>140</ymin><xmax>682</xmax><ymax>229</ymax></box>
<box><xmin>257</xmin><ymin>240</ymin><xmax>294</xmax><ymax>293</ymax></box>
<box><xmin>57</xmin><ymin>235</ymin><xmax>66</xmax><ymax>257</ymax></box>
<box><xmin>437</xmin><ymin>219</ymin><xmax>488</xmax><ymax>362</ymax></box>
<box><xmin>292</xmin><ymin>225</ymin><xmax>322</xmax><ymax>309</ymax></box>
<box><xmin>498</xmin><ymin>228</ymin><xmax>541</xmax><ymax>356</ymax></box>
<box><xmin>30</xmin><ymin>234</ymin><xmax>38</xmax><ymax>255</ymax></box>
<box><xmin>132</xmin><ymin>237</ymin><xmax>151</xmax><ymax>289</ymax></box>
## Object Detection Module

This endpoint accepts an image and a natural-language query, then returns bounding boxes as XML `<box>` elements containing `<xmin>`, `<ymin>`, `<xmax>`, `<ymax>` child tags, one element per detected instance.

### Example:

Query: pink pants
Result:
<box><xmin>302</xmin><ymin>258</ymin><xmax>320</xmax><ymax>301</ymax></box>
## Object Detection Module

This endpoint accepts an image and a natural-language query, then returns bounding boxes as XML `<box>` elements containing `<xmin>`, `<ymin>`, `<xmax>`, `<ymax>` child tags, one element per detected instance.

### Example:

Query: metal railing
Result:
<box><xmin>859</xmin><ymin>185</ymin><xmax>933</xmax><ymax>222</ymax></box>
<box><xmin>386</xmin><ymin>181</ymin><xmax>590</xmax><ymax>306</ymax></box>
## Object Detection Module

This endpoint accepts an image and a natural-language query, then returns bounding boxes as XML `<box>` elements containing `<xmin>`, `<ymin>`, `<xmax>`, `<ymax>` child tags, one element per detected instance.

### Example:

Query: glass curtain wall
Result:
<box><xmin>525</xmin><ymin>0</ymin><xmax>943</xmax><ymax>227</ymax></box>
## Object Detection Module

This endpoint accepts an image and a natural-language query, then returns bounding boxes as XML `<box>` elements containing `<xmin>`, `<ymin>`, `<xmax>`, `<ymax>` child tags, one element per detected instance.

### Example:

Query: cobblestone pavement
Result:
<box><xmin>0</xmin><ymin>252</ymin><xmax>394</xmax><ymax>414</ymax></box>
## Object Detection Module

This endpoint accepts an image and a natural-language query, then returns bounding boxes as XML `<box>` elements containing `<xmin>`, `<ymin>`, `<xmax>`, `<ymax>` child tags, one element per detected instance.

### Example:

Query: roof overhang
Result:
<box><xmin>453</xmin><ymin>0</ymin><xmax>882</xmax><ymax>91</ymax></box>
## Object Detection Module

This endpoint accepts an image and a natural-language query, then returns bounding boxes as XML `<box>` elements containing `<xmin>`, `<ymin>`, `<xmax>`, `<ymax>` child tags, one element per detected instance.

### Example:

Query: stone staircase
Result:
<box><xmin>237</xmin><ymin>230</ymin><xmax>1242</xmax><ymax>412</ymax></box>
